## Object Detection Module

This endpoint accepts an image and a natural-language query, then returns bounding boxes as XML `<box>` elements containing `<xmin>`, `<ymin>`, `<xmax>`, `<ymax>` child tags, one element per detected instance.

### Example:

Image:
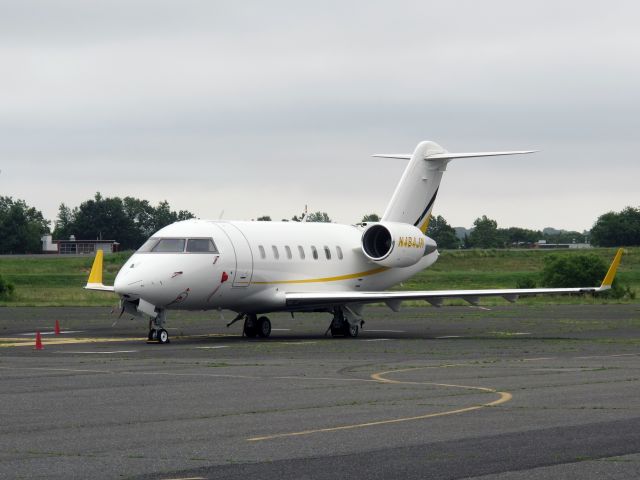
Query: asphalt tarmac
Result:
<box><xmin>1</xmin><ymin>304</ymin><xmax>640</xmax><ymax>479</ymax></box>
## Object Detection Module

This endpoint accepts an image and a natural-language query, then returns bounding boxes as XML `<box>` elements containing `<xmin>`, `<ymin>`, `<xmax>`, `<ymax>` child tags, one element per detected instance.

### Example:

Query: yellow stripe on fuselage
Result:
<box><xmin>252</xmin><ymin>266</ymin><xmax>389</xmax><ymax>285</ymax></box>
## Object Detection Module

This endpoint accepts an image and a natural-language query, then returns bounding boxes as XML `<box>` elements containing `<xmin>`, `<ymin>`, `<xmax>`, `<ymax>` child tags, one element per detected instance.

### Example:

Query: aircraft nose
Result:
<box><xmin>114</xmin><ymin>259</ymin><xmax>143</xmax><ymax>298</ymax></box>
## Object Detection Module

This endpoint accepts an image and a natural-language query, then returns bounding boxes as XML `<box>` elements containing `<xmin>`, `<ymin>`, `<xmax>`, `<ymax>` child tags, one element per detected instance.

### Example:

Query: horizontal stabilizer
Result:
<box><xmin>373</xmin><ymin>150</ymin><xmax>537</xmax><ymax>161</ymax></box>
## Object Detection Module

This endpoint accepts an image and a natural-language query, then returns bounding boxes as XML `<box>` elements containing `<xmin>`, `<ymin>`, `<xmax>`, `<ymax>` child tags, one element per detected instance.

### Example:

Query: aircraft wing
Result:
<box><xmin>285</xmin><ymin>249</ymin><xmax>623</xmax><ymax>310</ymax></box>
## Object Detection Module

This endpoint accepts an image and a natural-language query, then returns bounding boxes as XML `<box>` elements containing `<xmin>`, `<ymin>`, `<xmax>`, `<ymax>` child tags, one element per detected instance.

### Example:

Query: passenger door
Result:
<box><xmin>216</xmin><ymin>222</ymin><xmax>254</xmax><ymax>287</ymax></box>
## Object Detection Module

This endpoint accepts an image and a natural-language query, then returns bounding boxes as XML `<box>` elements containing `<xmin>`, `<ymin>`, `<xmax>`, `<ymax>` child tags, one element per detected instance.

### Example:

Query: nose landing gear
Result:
<box><xmin>148</xmin><ymin>310</ymin><xmax>170</xmax><ymax>344</ymax></box>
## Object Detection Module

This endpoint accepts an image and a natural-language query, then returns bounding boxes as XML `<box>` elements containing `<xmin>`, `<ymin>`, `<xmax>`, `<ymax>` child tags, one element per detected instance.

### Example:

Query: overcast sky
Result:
<box><xmin>1</xmin><ymin>0</ymin><xmax>638</xmax><ymax>232</ymax></box>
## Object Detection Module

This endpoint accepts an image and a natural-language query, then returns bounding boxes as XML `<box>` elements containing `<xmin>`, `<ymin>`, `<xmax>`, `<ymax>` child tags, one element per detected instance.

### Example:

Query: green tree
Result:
<box><xmin>71</xmin><ymin>193</ymin><xmax>140</xmax><ymax>249</ymax></box>
<box><xmin>361</xmin><ymin>213</ymin><xmax>380</xmax><ymax>222</ymax></box>
<box><xmin>56</xmin><ymin>194</ymin><xmax>196</xmax><ymax>250</ymax></box>
<box><xmin>52</xmin><ymin>203</ymin><xmax>76</xmax><ymax>240</ymax></box>
<box><xmin>467</xmin><ymin>215</ymin><xmax>502</xmax><ymax>248</ymax></box>
<box><xmin>541</xmin><ymin>253</ymin><xmax>607</xmax><ymax>288</ymax></box>
<box><xmin>0</xmin><ymin>197</ymin><xmax>50</xmax><ymax>254</ymax></box>
<box><xmin>539</xmin><ymin>253</ymin><xmax>632</xmax><ymax>299</ymax></box>
<box><xmin>257</xmin><ymin>215</ymin><xmax>272</xmax><ymax>221</ymax></box>
<box><xmin>426</xmin><ymin>215</ymin><xmax>459</xmax><ymax>249</ymax></box>
<box><xmin>122</xmin><ymin>197</ymin><xmax>155</xmax><ymax>240</ymax></box>
<box><xmin>306</xmin><ymin>211</ymin><xmax>332</xmax><ymax>223</ymax></box>
<box><xmin>502</xmin><ymin>227</ymin><xmax>540</xmax><ymax>246</ymax></box>
<box><xmin>591</xmin><ymin>207</ymin><xmax>640</xmax><ymax>246</ymax></box>
<box><xmin>0</xmin><ymin>275</ymin><xmax>15</xmax><ymax>299</ymax></box>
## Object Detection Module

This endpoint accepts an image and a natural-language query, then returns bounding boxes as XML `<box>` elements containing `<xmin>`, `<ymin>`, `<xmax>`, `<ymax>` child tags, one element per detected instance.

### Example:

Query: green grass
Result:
<box><xmin>0</xmin><ymin>248</ymin><xmax>637</xmax><ymax>307</ymax></box>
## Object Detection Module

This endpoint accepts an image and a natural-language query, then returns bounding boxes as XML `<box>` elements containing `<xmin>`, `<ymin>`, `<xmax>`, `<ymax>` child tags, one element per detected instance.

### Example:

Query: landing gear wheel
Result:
<box><xmin>330</xmin><ymin>325</ymin><xmax>343</xmax><ymax>337</ymax></box>
<box><xmin>257</xmin><ymin>316</ymin><xmax>271</xmax><ymax>338</ymax></box>
<box><xmin>148</xmin><ymin>329</ymin><xmax>155</xmax><ymax>341</ymax></box>
<box><xmin>157</xmin><ymin>328</ymin><xmax>169</xmax><ymax>344</ymax></box>
<box><xmin>243</xmin><ymin>315</ymin><xmax>258</xmax><ymax>338</ymax></box>
<box><xmin>244</xmin><ymin>326</ymin><xmax>258</xmax><ymax>338</ymax></box>
<box><xmin>346</xmin><ymin>323</ymin><xmax>359</xmax><ymax>338</ymax></box>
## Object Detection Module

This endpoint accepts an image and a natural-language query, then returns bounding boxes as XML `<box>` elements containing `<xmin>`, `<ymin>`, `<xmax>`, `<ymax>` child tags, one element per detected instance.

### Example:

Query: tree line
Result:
<box><xmin>0</xmin><ymin>193</ymin><xmax>638</xmax><ymax>254</ymax></box>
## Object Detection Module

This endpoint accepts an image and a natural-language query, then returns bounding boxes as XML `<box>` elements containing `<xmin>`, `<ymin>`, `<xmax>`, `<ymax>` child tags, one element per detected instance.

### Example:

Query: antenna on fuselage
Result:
<box><xmin>218</xmin><ymin>209</ymin><xmax>225</xmax><ymax>219</ymax></box>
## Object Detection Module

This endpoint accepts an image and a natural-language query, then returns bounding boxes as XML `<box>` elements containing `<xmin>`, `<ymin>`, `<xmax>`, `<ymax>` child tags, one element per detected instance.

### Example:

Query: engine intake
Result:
<box><xmin>361</xmin><ymin>222</ymin><xmax>436</xmax><ymax>268</ymax></box>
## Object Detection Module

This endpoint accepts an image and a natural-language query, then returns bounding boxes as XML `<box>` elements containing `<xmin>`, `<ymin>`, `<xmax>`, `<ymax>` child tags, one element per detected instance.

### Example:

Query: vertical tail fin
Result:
<box><xmin>375</xmin><ymin>141</ymin><xmax>536</xmax><ymax>232</ymax></box>
<box><xmin>379</xmin><ymin>141</ymin><xmax>448</xmax><ymax>232</ymax></box>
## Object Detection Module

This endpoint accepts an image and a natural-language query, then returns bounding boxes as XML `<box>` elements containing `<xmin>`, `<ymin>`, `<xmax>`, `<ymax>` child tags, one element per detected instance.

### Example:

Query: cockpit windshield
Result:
<box><xmin>137</xmin><ymin>237</ymin><xmax>218</xmax><ymax>254</ymax></box>
<box><xmin>186</xmin><ymin>238</ymin><xmax>218</xmax><ymax>253</ymax></box>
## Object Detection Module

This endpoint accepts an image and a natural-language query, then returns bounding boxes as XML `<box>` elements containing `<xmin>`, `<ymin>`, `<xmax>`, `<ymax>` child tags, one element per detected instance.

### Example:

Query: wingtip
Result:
<box><xmin>86</xmin><ymin>249</ymin><xmax>104</xmax><ymax>287</ymax></box>
<box><xmin>600</xmin><ymin>248</ymin><xmax>624</xmax><ymax>289</ymax></box>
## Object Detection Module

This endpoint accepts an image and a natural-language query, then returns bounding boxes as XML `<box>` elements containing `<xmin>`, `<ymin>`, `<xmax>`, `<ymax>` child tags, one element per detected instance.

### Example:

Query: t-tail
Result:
<box><xmin>376</xmin><ymin>141</ymin><xmax>537</xmax><ymax>232</ymax></box>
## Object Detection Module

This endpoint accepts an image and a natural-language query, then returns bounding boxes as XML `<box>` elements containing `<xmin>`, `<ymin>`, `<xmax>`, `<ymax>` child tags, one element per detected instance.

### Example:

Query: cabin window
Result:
<box><xmin>272</xmin><ymin>245</ymin><xmax>280</xmax><ymax>259</ymax></box>
<box><xmin>311</xmin><ymin>245</ymin><xmax>318</xmax><ymax>260</ymax></box>
<box><xmin>186</xmin><ymin>238</ymin><xmax>218</xmax><ymax>253</ymax></box>
<box><xmin>298</xmin><ymin>245</ymin><xmax>305</xmax><ymax>259</ymax></box>
<box><xmin>259</xmin><ymin>245</ymin><xmax>266</xmax><ymax>259</ymax></box>
<box><xmin>285</xmin><ymin>245</ymin><xmax>292</xmax><ymax>259</ymax></box>
<box><xmin>324</xmin><ymin>246</ymin><xmax>331</xmax><ymax>260</ymax></box>
<box><xmin>336</xmin><ymin>246</ymin><xmax>343</xmax><ymax>260</ymax></box>
<box><xmin>150</xmin><ymin>238</ymin><xmax>186</xmax><ymax>253</ymax></box>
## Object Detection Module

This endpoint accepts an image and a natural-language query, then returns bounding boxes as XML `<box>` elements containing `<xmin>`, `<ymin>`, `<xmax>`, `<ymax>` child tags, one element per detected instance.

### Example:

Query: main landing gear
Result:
<box><xmin>242</xmin><ymin>314</ymin><xmax>272</xmax><ymax>338</ymax></box>
<box><xmin>148</xmin><ymin>310</ymin><xmax>170</xmax><ymax>344</ymax></box>
<box><xmin>328</xmin><ymin>307</ymin><xmax>360</xmax><ymax>338</ymax></box>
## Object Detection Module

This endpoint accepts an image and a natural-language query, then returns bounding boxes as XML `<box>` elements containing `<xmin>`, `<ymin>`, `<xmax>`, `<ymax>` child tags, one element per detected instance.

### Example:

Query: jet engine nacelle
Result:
<box><xmin>361</xmin><ymin>222</ymin><xmax>437</xmax><ymax>268</ymax></box>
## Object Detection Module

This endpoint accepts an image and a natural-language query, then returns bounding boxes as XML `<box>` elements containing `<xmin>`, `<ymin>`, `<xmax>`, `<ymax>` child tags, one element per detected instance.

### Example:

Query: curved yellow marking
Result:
<box><xmin>601</xmin><ymin>248</ymin><xmax>624</xmax><ymax>288</ymax></box>
<box><xmin>252</xmin><ymin>266</ymin><xmax>388</xmax><ymax>285</ymax></box>
<box><xmin>87</xmin><ymin>249</ymin><xmax>104</xmax><ymax>284</ymax></box>
<box><xmin>247</xmin><ymin>366</ymin><xmax>512</xmax><ymax>441</ymax></box>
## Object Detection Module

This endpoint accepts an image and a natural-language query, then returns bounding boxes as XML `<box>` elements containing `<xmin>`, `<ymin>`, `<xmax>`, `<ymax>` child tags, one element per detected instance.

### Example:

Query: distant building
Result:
<box><xmin>533</xmin><ymin>240</ymin><xmax>592</xmax><ymax>249</ymax></box>
<box><xmin>41</xmin><ymin>234</ymin><xmax>119</xmax><ymax>254</ymax></box>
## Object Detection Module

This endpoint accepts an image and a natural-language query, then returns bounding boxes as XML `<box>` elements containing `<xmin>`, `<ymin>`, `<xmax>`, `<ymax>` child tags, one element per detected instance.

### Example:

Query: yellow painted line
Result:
<box><xmin>252</xmin><ymin>266</ymin><xmax>388</xmax><ymax>285</ymax></box>
<box><xmin>247</xmin><ymin>366</ymin><xmax>512</xmax><ymax>441</ymax></box>
<box><xmin>0</xmin><ymin>332</ymin><xmax>240</xmax><ymax>348</ymax></box>
<box><xmin>0</xmin><ymin>337</ymin><xmax>144</xmax><ymax>347</ymax></box>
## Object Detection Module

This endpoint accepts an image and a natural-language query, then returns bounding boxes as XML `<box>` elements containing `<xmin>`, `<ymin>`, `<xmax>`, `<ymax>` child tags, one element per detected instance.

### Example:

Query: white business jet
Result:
<box><xmin>86</xmin><ymin>141</ymin><xmax>623</xmax><ymax>343</ymax></box>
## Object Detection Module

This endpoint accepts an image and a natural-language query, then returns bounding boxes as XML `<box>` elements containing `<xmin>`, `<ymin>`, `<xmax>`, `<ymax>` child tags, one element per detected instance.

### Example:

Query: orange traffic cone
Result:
<box><xmin>34</xmin><ymin>331</ymin><xmax>44</xmax><ymax>350</ymax></box>
<box><xmin>54</xmin><ymin>320</ymin><xmax>61</xmax><ymax>335</ymax></box>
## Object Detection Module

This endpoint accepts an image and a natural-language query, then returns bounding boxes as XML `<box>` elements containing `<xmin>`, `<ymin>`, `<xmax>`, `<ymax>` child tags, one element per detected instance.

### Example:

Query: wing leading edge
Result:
<box><xmin>285</xmin><ymin>249</ymin><xmax>624</xmax><ymax>309</ymax></box>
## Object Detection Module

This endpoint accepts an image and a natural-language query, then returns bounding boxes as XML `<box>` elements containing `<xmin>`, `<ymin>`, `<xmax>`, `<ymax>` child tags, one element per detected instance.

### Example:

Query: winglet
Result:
<box><xmin>85</xmin><ymin>249</ymin><xmax>115</xmax><ymax>292</ymax></box>
<box><xmin>600</xmin><ymin>248</ymin><xmax>623</xmax><ymax>289</ymax></box>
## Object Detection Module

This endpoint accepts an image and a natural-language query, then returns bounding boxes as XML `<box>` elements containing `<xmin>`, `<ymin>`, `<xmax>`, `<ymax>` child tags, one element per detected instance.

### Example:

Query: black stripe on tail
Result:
<box><xmin>414</xmin><ymin>188</ymin><xmax>439</xmax><ymax>227</ymax></box>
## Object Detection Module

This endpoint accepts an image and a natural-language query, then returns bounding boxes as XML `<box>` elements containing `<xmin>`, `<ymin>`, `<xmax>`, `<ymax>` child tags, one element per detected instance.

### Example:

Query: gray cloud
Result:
<box><xmin>0</xmin><ymin>0</ymin><xmax>638</xmax><ymax>232</ymax></box>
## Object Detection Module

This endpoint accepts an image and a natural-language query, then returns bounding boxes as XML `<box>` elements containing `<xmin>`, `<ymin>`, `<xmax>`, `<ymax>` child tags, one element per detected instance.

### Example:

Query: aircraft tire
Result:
<box><xmin>346</xmin><ymin>324</ymin><xmax>359</xmax><ymax>338</ymax></box>
<box><xmin>257</xmin><ymin>316</ymin><xmax>271</xmax><ymax>338</ymax></box>
<box><xmin>157</xmin><ymin>328</ymin><xmax>169</xmax><ymax>344</ymax></box>
<box><xmin>244</xmin><ymin>326</ymin><xmax>258</xmax><ymax>338</ymax></box>
<box><xmin>148</xmin><ymin>330</ymin><xmax>155</xmax><ymax>341</ymax></box>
